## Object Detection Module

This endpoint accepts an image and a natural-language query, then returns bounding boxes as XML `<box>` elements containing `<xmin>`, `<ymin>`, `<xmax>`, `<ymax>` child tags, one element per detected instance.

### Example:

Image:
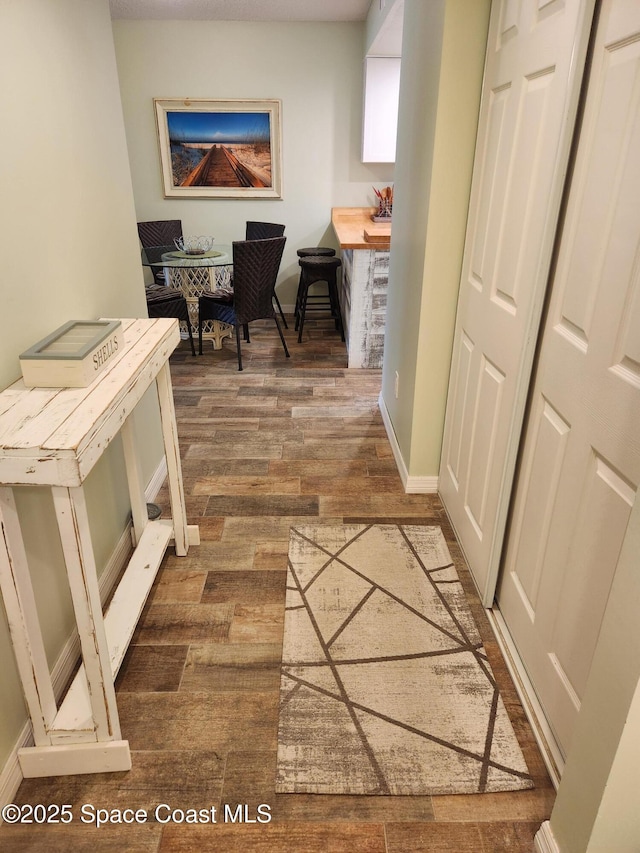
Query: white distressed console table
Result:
<box><xmin>0</xmin><ymin>317</ymin><xmax>199</xmax><ymax>777</ymax></box>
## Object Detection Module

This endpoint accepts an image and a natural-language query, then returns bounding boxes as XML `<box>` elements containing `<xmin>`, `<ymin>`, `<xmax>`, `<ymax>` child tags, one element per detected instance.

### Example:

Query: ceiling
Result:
<box><xmin>108</xmin><ymin>0</ymin><xmax>373</xmax><ymax>22</ymax></box>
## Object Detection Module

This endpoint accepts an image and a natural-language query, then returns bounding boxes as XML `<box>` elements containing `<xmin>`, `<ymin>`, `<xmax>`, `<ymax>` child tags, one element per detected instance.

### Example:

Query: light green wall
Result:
<box><xmin>381</xmin><ymin>0</ymin><xmax>490</xmax><ymax>480</ymax></box>
<box><xmin>380</xmin><ymin>0</ymin><xmax>445</xmax><ymax>469</ymax></box>
<box><xmin>410</xmin><ymin>0</ymin><xmax>491</xmax><ymax>474</ymax></box>
<box><xmin>0</xmin><ymin>0</ymin><xmax>161</xmax><ymax>771</ymax></box>
<box><xmin>112</xmin><ymin>19</ymin><xmax>394</xmax><ymax>308</ymax></box>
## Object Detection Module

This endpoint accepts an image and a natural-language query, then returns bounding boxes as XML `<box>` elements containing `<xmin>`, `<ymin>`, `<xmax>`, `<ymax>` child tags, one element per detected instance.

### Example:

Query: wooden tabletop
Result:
<box><xmin>331</xmin><ymin>207</ymin><xmax>392</xmax><ymax>250</ymax></box>
<box><xmin>0</xmin><ymin>318</ymin><xmax>179</xmax><ymax>486</ymax></box>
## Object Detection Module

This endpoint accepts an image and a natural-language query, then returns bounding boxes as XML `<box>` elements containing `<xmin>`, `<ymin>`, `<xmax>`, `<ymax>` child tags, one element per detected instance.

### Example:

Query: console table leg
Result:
<box><xmin>52</xmin><ymin>485</ymin><xmax>122</xmax><ymax>741</ymax></box>
<box><xmin>155</xmin><ymin>362</ymin><xmax>190</xmax><ymax>556</ymax></box>
<box><xmin>0</xmin><ymin>487</ymin><xmax>57</xmax><ymax>745</ymax></box>
<box><xmin>121</xmin><ymin>416</ymin><xmax>148</xmax><ymax>546</ymax></box>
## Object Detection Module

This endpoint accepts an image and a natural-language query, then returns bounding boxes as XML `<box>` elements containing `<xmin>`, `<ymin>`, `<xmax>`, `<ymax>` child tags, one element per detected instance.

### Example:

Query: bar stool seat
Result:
<box><xmin>296</xmin><ymin>247</ymin><xmax>336</xmax><ymax>258</ymax></box>
<box><xmin>296</xmin><ymin>255</ymin><xmax>344</xmax><ymax>343</ymax></box>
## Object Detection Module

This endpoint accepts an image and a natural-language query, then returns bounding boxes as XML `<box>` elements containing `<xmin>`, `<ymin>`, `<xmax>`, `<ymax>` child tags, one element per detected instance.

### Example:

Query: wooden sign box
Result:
<box><xmin>19</xmin><ymin>320</ymin><xmax>123</xmax><ymax>388</ymax></box>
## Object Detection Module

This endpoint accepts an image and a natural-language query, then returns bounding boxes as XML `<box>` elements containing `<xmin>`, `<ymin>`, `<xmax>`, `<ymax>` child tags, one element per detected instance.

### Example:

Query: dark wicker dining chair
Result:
<box><xmin>138</xmin><ymin>220</ymin><xmax>183</xmax><ymax>285</ymax></box>
<box><xmin>245</xmin><ymin>221</ymin><xmax>285</xmax><ymax>240</ymax></box>
<box><xmin>145</xmin><ymin>285</ymin><xmax>196</xmax><ymax>356</ymax></box>
<box><xmin>198</xmin><ymin>236</ymin><xmax>289</xmax><ymax>371</ymax></box>
<box><xmin>245</xmin><ymin>221</ymin><xmax>288</xmax><ymax>328</ymax></box>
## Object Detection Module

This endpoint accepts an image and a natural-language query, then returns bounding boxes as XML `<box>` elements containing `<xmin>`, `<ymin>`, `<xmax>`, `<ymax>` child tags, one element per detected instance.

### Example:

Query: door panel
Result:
<box><xmin>507</xmin><ymin>397</ymin><xmax>570</xmax><ymax>616</ymax></box>
<box><xmin>446</xmin><ymin>332</ymin><xmax>475</xmax><ymax>491</ymax></box>
<box><xmin>465</xmin><ymin>357</ymin><xmax>506</xmax><ymax>537</ymax></box>
<box><xmin>439</xmin><ymin>0</ymin><xmax>595</xmax><ymax>603</ymax></box>
<box><xmin>550</xmin><ymin>453</ymin><xmax>634</xmax><ymax>697</ymax></box>
<box><xmin>497</xmin><ymin>0</ymin><xmax>640</xmax><ymax>757</ymax></box>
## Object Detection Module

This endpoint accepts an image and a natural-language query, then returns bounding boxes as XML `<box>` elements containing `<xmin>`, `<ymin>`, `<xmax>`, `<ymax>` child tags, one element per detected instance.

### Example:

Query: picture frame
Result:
<box><xmin>154</xmin><ymin>98</ymin><xmax>283</xmax><ymax>199</ymax></box>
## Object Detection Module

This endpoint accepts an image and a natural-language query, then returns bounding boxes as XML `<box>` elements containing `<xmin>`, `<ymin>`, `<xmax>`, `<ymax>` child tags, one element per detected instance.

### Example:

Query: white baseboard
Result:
<box><xmin>378</xmin><ymin>393</ymin><xmax>438</xmax><ymax>494</ymax></box>
<box><xmin>405</xmin><ymin>475</ymin><xmax>439</xmax><ymax>493</ymax></box>
<box><xmin>0</xmin><ymin>456</ymin><xmax>167</xmax><ymax>811</ymax></box>
<box><xmin>145</xmin><ymin>456</ymin><xmax>168</xmax><ymax>503</ymax></box>
<box><xmin>0</xmin><ymin>746</ymin><xmax>24</xmax><ymax>816</ymax></box>
<box><xmin>378</xmin><ymin>392</ymin><xmax>409</xmax><ymax>488</ymax></box>
<box><xmin>535</xmin><ymin>821</ymin><xmax>560</xmax><ymax>853</ymax></box>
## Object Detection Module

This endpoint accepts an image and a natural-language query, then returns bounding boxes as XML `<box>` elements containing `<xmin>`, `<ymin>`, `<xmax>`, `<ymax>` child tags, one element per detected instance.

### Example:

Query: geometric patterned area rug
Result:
<box><xmin>276</xmin><ymin>524</ymin><xmax>533</xmax><ymax>795</ymax></box>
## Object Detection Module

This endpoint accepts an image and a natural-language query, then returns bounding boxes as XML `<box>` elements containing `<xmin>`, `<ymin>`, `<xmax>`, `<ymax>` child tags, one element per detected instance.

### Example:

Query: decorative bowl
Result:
<box><xmin>174</xmin><ymin>235</ymin><xmax>215</xmax><ymax>255</ymax></box>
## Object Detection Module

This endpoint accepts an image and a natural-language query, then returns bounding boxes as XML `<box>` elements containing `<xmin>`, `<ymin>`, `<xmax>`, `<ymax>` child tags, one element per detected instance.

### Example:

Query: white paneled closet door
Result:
<box><xmin>496</xmin><ymin>0</ymin><xmax>640</xmax><ymax>760</ymax></box>
<box><xmin>439</xmin><ymin>0</ymin><xmax>595</xmax><ymax>604</ymax></box>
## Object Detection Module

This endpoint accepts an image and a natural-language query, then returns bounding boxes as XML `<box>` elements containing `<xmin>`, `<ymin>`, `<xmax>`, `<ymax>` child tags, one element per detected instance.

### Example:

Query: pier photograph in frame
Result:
<box><xmin>154</xmin><ymin>98</ymin><xmax>282</xmax><ymax>199</ymax></box>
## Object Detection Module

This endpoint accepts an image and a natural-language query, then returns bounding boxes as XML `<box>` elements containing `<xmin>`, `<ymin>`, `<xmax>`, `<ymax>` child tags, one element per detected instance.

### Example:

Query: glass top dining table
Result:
<box><xmin>141</xmin><ymin>244</ymin><xmax>234</xmax><ymax>349</ymax></box>
<box><xmin>141</xmin><ymin>244</ymin><xmax>233</xmax><ymax>269</ymax></box>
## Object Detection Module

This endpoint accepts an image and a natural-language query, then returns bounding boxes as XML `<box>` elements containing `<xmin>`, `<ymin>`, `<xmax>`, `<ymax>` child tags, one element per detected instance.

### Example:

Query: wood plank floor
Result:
<box><xmin>0</xmin><ymin>319</ymin><xmax>555</xmax><ymax>852</ymax></box>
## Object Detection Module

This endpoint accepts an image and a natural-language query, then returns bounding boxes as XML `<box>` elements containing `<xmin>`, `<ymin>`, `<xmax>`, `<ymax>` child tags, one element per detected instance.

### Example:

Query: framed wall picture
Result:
<box><xmin>154</xmin><ymin>98</ymin><xmax>283</xmax><ymax>199</ymax></box>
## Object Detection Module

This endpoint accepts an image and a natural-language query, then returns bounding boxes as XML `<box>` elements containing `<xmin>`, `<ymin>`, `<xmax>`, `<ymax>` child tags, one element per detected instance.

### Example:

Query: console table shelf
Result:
<box><xmin>0</xmin><ymin>317</ymin><xmax>198</xmax><ymax>777</ymax></box>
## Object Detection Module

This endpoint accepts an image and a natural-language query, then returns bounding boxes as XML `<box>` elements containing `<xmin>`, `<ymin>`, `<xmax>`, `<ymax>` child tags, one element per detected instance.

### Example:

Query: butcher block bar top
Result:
<box><xmin>332</xmin><ymin>207</ymin><xmax>392</xmax><ymax>250</ymax></box>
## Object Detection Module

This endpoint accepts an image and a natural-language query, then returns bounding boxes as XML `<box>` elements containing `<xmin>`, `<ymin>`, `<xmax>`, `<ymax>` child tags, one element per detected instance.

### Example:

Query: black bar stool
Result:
<box><xmin>296</xmin><ymin>255</ymin><xmax>344</xmax><ymax>343</ymax></box>
<box><xmin>295</xmin><ymin>248</ymin><xmax>337</xmax><ymax>325</ymax></box>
